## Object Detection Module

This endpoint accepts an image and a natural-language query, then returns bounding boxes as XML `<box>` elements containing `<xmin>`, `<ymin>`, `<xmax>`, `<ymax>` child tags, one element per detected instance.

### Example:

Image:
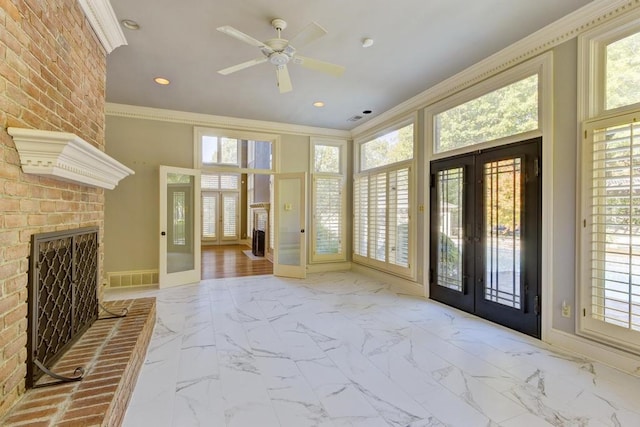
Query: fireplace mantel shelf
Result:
<box><xmin>8</xmin><ymin>128</ymin><xmax>134</xmax><ymax>190</ymax></box>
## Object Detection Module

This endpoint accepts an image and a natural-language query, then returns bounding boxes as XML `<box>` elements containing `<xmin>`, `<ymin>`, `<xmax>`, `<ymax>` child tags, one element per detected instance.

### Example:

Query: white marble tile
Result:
<box><xmin>115</xmin><ymin>271</ymin><xmax>640</xmax><ymax>427</ymax></box>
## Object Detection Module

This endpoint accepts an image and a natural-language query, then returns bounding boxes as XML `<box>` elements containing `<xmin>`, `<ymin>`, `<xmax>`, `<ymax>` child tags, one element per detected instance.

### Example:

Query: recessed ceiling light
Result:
<box><xmin>121</xmin><ymin>19</ymin><xmax>140</xmax><ymax>30</ymax></box>
<box><xmin>154</xmin><ymin>77</ymin><xmax>170</xmax><ymax>85</ymax></box>
<box><xmin>362</xmin><ymin>38</ymin><xmax>374</xmax><ymax>48</ymax></box>
<box><xmin>313</xmin><ymin>101</ymin><xmax>325</xmax><ymax>107</ymax></box>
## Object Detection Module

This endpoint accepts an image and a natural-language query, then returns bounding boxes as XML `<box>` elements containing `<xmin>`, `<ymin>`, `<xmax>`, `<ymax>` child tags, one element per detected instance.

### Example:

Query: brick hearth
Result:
<box><xmin>0</xmin><ymin>298</ymin><xmax>155</xmax><ymax>427</ymax></box>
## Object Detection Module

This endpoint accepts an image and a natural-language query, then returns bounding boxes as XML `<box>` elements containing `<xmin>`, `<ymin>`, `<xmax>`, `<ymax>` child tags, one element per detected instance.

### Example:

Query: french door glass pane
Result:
<box><xmin>484</xmin><ymin>158</ymin><xmax>522</xmax><ymax>309</ymax></box>
<box><xmin>437</xmin><ymin>168</ymin><xmax>464</xmax><ymax>291</ymax></box>
<box><xmin>167</xmin><ymin>173</ymin><xmax>195</xmax><ymax>274</ymax></box>
<box><xmin>590</xmin><ymin>121</ymin><xmax>640</xmax><ymax>331</ymax></box>
<box><xmin>172</xmin><ymin>192</ymin><xmax>186</xmax><ymax>245</ymax></box>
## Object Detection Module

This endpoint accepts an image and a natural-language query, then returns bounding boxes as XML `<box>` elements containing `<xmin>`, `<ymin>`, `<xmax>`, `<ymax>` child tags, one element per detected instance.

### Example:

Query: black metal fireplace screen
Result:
<box><xmin>27</xmin><ymin>227</ymin><xmax>99</xmax><ymax>388</ymax></box>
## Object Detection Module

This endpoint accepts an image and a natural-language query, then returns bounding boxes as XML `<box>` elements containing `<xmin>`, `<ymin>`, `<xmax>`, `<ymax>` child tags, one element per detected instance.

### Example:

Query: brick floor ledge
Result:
<box><xmin>1</xmin><ymin>298</ymin><xmax>156</xmax><ymax>427</ymax></box>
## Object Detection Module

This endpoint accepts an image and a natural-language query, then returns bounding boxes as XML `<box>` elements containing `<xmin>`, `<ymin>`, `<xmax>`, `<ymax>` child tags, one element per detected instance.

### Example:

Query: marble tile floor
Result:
<box><xmin>105</xmin><ymin>271</ymin><xmax>640</xmax><ymax>427</ymax></box>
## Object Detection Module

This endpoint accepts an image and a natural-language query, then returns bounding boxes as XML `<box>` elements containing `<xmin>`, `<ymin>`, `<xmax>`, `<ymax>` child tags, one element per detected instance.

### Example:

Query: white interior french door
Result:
<box><xmin>273</xmin><ymin>173</ymin><xmax>307</xmax><ymax>278</ymax></box>
<box><xmin>159</xmin><ymin>166</ymin><xmax>201</xmax><ymax>288</ymax></box>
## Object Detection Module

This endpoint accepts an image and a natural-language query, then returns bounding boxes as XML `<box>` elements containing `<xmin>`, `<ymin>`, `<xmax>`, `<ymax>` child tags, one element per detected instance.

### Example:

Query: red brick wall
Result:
<box><xmin>0</xmin><ymin>0</ymin><xmax>106</xmax><ymax>416</ymax></box>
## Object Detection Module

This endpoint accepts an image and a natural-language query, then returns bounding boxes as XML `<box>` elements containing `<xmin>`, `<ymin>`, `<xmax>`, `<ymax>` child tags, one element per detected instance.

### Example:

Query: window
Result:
<box><xmin>360</xmin><ymin>124</ymin><xmax>413</xmax><ymax>171</ymax></box>
<box><xmin>606</xmin><ymin>32</ymin><xmax>640</xmax><ymax>110</ymax></box>
<box><xmin>354</xmin><ymin>121</ymin><xmax>414</xmax><ymax>277</ymax></box>
<box><xmin>194</xmin><ymin>127</ymin><xmax>279</xmax><ymax>172</ymax></box>
<box><xmin>202</xmin><ymin>136</ymin><xmax>239</xmax><ymax>166</ymax></box>
<box><xmin>434</xmin><ymin>74</ymin><xmax>539</xmax><ymax>154</ymax></box>
<box><xmin>310</xmin><ymin>139</ymin><xmax>346</xmax><ymax>262</ymax></box>
<box><xmin>579</xmin><ymin>12</ymin><xmax>640</xmax><ymax>353</ymax></box>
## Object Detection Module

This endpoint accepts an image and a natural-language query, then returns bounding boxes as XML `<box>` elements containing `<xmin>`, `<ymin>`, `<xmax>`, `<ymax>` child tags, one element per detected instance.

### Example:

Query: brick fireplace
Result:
<box><xmin>0</xmin><ymin>0</ymin><xmax>135</xmax><ymax>421</ymax></box>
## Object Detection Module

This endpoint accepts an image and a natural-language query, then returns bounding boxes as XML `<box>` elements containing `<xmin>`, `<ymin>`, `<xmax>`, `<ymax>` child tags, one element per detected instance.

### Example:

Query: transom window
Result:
<box><xmin>360</xmin><ymin>123</ymin><xmax>413</xmax><ymax>171</ymax></box>
<box><xmin>434</xmin><ymin>74</ymin><xmax>539</xmax><ymax>154</ymax></box>
<box><xmin>202</xmin><ymin>136</ymin><xmax>239</xmax><ymax>166</ymax></box>
<box><xmin>606</xmin><ymin>31</ymin><xmax>640</xmax><ymax>110</ymax></box>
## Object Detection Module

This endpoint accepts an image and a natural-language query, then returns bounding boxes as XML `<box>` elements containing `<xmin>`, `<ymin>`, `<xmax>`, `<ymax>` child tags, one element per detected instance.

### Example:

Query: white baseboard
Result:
<box><xmin>307</xmin><ymin>262</ymin><xmax>352</xmax><ymax>274</ymax></box>
<box><xmin>545</xmin><ymin>328</ymin><xmax>640</xmax><ymax>376</ymax></box>
<box><xmin>351</xmin><ymin>263</ymin><xmax>426</xmax><ymax>297</ymax></box>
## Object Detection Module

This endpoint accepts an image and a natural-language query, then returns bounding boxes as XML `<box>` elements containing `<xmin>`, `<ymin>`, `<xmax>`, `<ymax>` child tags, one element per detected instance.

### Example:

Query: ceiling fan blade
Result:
<box><xmin>217</xmin><ymin>25</ymin><xmax>267</xmax><ymax>48</ymax></box>
<box><xmin>289</xmin><ymin>22</ymin><xmax>327</xmax><ymax>49</ymax></box>
<box><xmin>276</xmin><ymin>65</ymin><xmax>293</xmax><ymax>93</ymax></box>
<box><xmin>293</xmin><ymin>55</ymin><xmax>345</xmax><ymax>77</ymax></box>
<box><xmin>218</xmin><ymin>57</ymin><xmax>267</xmax><ymax>75</ymax></box>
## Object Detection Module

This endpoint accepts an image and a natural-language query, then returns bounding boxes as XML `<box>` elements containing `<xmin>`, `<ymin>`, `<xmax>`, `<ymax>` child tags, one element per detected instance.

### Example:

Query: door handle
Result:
<box><xmin>161</xmin><ymin>231</ymin><xmax>166</xmax><ymax>236</ymax></box>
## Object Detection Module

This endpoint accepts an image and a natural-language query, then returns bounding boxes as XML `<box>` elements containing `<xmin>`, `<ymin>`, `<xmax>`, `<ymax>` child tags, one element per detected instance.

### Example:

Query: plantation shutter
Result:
<box><xmin>222</xmin><ymin>193</ymin><xmax>238</xmax><ymax>240</ymax></box>
<box><xmin>388</xmin><ymin>167</ymin><xmax>410</xmax><ymax>267</ymax></box>
<box><xmin>313</xmin><ymin>176</ymin><xmax>342</xmax><ymax>255</ymax></box>
<box><xmin>202</xmin><ymin>192</ymin><xmax>217</xmax><ymax>239</ymax></box>
<box><xmin>368</xmin><ymin>172</ymin><xmax>387</xmax><ymax>262</ymax></box>
<box><xmin>353</xmin><ymin>176</ymin><xmax>368</xmax><ymax>257</ymax></box>
<box><xmin>588</xmin><ymin>118</ymin><xmax>640</xmax><ymax>333</ymax></box>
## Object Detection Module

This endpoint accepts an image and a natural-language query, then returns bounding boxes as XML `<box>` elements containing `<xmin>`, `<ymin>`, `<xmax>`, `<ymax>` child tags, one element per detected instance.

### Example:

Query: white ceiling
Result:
<box><xmin>106</xmin><ymin>0</ymin><xmax>594</xmax><ymax>131</ymax></box>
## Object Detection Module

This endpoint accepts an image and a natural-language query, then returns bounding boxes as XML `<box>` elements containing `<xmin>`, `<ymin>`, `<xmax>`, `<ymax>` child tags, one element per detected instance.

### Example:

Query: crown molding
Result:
<box><xmin>105</xmin><ymin>103</ymin><xmax>352</xmax><ymax>139</ymax></box>
<box><xmin>351</xmin><ymin>0</ymin><xmax>640</xmax><ymax>137</ymax></box>
<box><xmin>78</xmin><ymin>0</ymin><xmax>127</xmax><ymax>53</ymax></box>
<box><xmin>8</xmin><ymin>128</ymin><xmax>134</xmax><ymax>190</ymax></box>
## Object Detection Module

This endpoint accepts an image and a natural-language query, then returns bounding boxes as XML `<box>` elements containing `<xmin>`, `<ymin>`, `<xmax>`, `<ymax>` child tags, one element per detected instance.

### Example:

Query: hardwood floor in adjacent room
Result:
<box><xmin>201</xmin><ymin>244</ymin><xmax>272</xmax><ymax>279</ymax></box>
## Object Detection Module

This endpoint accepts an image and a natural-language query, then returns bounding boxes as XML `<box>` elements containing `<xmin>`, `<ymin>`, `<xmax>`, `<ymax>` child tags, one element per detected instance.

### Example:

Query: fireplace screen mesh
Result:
<box><xmin>28</xmin><ymin>227</ymin><xmax>99</xmax><ymax>387</ymax></box>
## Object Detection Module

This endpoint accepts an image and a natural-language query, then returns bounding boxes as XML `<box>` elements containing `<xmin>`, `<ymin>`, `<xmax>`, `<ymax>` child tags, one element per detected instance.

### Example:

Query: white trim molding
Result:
<box><xmin>78</xmin><ymin>0</ymin><xmax>127</xmax><ymax>54</ymax></box>
<box><xmin>106</xmin><ymin>103</ymin><xmax>352</xmax><ymax>139</ymax></box>
<box><xmin>351</xmin><ymin>0</ymin><xmax>640</xmax><ymax>137</ymax></box>
<box><xmin>8</xmin><ymin>127</ymin><xmax>134</xmax><ymax>190</ymax></box>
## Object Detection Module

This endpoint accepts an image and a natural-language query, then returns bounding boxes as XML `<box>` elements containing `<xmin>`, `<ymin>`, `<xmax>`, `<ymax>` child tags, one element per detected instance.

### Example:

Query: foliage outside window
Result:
<box><xmin>360</xmin><ymin>123</ymin><xmax>413</xmax><ymax>171</ymax></box>
<box><xmin>435</xmin><ymin>74</ymin><xmax>539</xmax><ymax>153</ymax></box>
<box><xmin>354</xmin><ymin>123</ymin><xmax>414</xmax><ymax>277</ymax></box>
<box><xmin>311</xmin><ymin>139</ymin><xmax>346</xmax><ymax>262</ymax></box>
<box><xmin>579</xmin><ymin>16</ymin><xmax>640</xmax><ymax>353</ymax></box>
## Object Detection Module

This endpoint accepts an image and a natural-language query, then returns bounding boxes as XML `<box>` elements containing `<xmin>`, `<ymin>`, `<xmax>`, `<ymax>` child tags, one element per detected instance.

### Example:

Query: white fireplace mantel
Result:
<box><xmin>8</xmin><ymin>127</ymin><xmax>134</xmax><ymax>190</ymax></box>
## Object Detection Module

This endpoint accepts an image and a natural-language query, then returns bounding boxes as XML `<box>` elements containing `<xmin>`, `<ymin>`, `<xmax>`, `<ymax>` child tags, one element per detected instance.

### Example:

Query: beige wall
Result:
<box><xmin>551</xmin><ymin>38</ymin><xmax>579</xmax><ymax>333</ymax></box>
<box><xmin>0</xmin><ymin>0</ymin><xmax>106</xmax><ymax>416</ymax></box>
<box><xmin>104</xmin><ymin>116</ymin><xmax>193</xmax><ymax>273</ymax></box>
<box><xmin>104</xmin><ymin>117</ymin><xmax>323</xmax><ymax>274</ymax></box>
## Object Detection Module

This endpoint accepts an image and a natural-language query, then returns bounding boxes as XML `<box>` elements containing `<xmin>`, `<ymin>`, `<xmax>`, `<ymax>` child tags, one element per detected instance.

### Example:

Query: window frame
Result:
<box><xmin>310</xmin><ymin>138</ymin><xmax>347</xmax><ymax>263</ymax></box>
<box><xmin>577</xmin><ymin>9</ymin><xmax>640</xmax><ymax>354</ymax></box>
<box><xmin>353</xmin><ymin>116</ymin><xmax>416</xmax><ymax>279</ymax></box>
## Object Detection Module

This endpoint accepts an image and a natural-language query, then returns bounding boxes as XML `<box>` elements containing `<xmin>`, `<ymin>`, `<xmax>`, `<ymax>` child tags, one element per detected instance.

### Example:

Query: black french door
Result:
<box><xmin>429</xmin><ymin>138</ymin><xmax>541</xmax><ymax>338</ymax></box>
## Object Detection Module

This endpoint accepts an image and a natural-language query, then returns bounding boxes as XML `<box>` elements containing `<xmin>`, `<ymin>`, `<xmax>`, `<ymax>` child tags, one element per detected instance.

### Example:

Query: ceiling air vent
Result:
<box><xmin>347</xmin><ymin>115</ymin><xmax>363</xmax><ymax>122</ymax></box>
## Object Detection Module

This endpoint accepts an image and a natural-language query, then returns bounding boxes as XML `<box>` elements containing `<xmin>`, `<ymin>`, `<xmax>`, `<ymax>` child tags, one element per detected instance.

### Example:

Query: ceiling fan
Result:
<box><xmin>217</xmin><ymin>18</ymin><xmax>345</xmax><ymax>93</ymax></box>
